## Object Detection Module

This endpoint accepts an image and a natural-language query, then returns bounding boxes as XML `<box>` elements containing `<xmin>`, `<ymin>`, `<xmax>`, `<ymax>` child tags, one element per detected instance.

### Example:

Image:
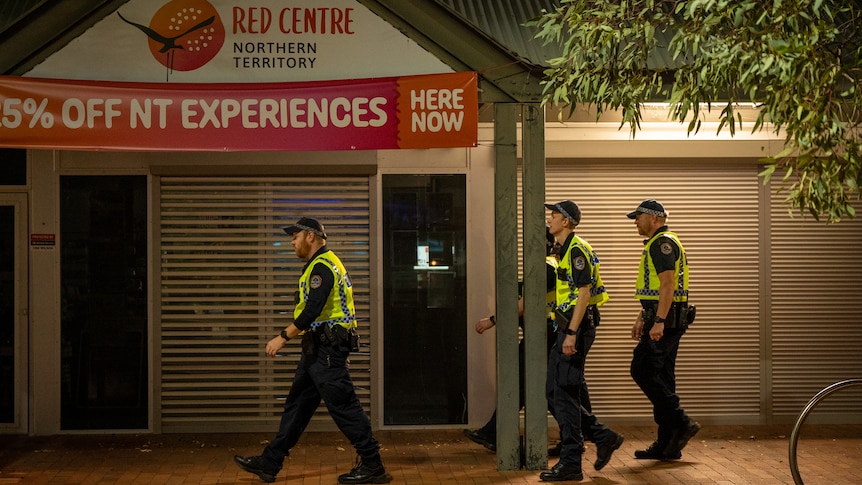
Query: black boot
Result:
<box><xmin>233</xmin><ymin>455</ymin><xmax>278</xmax><ymax>483</ymax></box>
<box><xmin>594</xmin><ymin>433</ymin><xmax>624</xmax><ymax>470</ymax></box>
<box><xmin>665</xmin><ymin>420</ymin><xmax>701</xmax><ymax>457</ymax></box>
<box><xmin>337</xmin><ymin>456</ymin><xmax>392</xmax><ymax>484</ymax></box>
<box><xmin>539</xmin><ymin>461</ymin><xmax>584</xmax><ymax>482</ymax></box>
<box><xmin>634</xmin><ymin>441</ymin><xmax>681</xmax><ymax>460</ymax></box>
<box><xmin>463</xmin><ymin>428</ymin><xmax>496</xmax><ymax>451</ymax></box>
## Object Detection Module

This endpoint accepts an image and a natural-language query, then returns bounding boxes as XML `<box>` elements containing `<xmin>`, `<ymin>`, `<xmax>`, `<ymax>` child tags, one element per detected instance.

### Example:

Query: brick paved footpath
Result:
<box><xmin>1</xmin><ymin>424</ymin><xmax>860</xmax><ymax>484</ymax></box>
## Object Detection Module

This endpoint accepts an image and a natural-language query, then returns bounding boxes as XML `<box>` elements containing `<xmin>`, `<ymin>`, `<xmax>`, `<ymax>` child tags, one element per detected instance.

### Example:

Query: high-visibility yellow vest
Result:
<box><xmin>635</xmin><ymin>231</ymin><xmax>689</xmax><ymax>302</ymax></box>
<box><xmin>295</xmin><ymin>251</ymin><xmax>357</xmax><ymax>331</ymax></box>
<box><xmin>556</xmin><ymin>235</ymin><xmax>609</xmax><ymax>312</ymax></box>
<box><xmin>546</xmin><ymin>256</ymin><xmax>558</xmax><ymax>321</ymax></box>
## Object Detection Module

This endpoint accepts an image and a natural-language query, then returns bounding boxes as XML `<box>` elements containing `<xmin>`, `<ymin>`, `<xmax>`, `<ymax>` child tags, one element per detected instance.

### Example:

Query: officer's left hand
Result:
<box><xmin>265</xmin><ymin>335</ymin><xmax>287</xmax><ymax>357</ymax></box>
<box><xmin>562</xmin><ymin>334</ymin><xmax>578</xmax><ymax>356</ymax></box>
<box><xmin>475</xmin><ymin>317</ymin><xmax>495</xmax><ymax>334</ymax></box>
<box><xmin>649</xmin><ymin>322</ymin><xmax>664</xmax><ymax>341</ymax></box>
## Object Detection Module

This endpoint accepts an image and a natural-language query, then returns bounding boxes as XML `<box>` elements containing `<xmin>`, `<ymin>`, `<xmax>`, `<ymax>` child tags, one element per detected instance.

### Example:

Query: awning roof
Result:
<box><xmin>0</xmin><ymin>0</ymin><xmax>559</xmax><ymax>103</ymax></box>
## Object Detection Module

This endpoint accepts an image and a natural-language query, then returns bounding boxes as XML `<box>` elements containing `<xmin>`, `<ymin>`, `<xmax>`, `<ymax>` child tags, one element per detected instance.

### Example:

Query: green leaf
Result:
<box><xmin>760</xmin><ymin>163</ymin><xmax>777</xmax><ymax>184</ymax></box>
<box><xmin>530</xmin><ymin>0</ymin><xmax>862</xmax><ymax>223</ymax></box>
<box><xmin>774</xmin><ymin>146</ymin><xmax>796</xmax><ymax>159</ymax></box>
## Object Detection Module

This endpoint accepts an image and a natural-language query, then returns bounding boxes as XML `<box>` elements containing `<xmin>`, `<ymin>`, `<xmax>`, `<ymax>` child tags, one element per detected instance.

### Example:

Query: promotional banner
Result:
<box><xmin>0</xmin><ymin>72</ymin><xmax>477</xmax><ymax>151</ymax></box>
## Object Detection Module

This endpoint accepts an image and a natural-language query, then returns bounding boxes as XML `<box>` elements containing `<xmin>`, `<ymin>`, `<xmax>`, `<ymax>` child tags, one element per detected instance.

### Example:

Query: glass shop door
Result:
<box><xmin>0</xmin><ymin>194</ymin><xmax>28</xmax><ymax>433</ymax></box>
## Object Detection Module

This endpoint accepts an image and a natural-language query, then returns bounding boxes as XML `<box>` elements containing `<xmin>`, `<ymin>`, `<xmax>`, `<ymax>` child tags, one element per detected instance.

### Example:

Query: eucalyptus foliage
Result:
<box><xmin>530</xmin><ymin>0</ymin><xmax>862</xmax><ymax>222</ymax></box>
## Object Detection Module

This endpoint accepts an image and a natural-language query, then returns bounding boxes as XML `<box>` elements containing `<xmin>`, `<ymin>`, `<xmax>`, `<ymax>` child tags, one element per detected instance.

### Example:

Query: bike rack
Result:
<box><xmin>788</xmin><ymin>378</ymin><xmax>862</xmax><ymax>485</ymax></box>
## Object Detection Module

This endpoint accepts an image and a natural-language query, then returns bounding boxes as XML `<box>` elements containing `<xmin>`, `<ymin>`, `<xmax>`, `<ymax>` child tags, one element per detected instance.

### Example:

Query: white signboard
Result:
<box><xmin>26</xmin><ymin>0</ymin><xmax>451</xmax><ymax>83</ymax></box>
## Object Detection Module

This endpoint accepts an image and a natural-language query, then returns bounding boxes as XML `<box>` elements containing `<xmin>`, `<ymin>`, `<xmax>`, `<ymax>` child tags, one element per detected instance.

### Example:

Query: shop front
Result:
<box><xmin>1</xmin><ymin>0</ymin><xmax>860</xmax><ymax>440</ymax></box>
<box><xmin>1</xmin><ymin>0</ymin><xmax>501</xmax><ymax>435</ymax></box>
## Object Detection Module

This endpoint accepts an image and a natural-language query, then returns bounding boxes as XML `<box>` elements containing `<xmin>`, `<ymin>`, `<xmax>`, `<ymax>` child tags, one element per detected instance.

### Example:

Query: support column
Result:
<box><xmin>493</xmin><ymin>103</ymin><xmax>521</xmax><ymax>470</ymax></box>
<box><xmin>521</xmin><ymin>103</ymin><xmax>547</xmax><ymax>470</ymax></box>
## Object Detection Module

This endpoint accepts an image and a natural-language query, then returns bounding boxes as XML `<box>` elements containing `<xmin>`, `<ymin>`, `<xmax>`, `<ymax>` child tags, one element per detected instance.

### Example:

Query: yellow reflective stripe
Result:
<box><xmin>634</xmin><ymin>231</ymin><xmax>689</xmax><ymax>302</ymax></box>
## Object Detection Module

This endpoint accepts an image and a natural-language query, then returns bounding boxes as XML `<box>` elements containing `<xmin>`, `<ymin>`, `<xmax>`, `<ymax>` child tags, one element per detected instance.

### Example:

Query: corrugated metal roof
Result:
<box><xmin>437</xmin><ymin>0</ymin><xmax>561</xmax><ymax>67</ymax></box>
<box><xmin>0</xmin><ymin>0</ymin><xmax>45</xmax><ymax>34</ymax></box>
<box><xmin>438</xmin><ymin>1</ymin><xmax>860</xmax><ymax>73</ymax></box>
<box><xmin>436</xmin><ymin>0</ymin><xmax>679</xmax><ymax>70</ymax></box>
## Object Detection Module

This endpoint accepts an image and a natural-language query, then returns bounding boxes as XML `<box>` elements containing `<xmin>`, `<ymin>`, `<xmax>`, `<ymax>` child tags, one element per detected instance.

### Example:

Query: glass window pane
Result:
<box><xmin>0</xmin><ymin>149</ymin><xmax>26</xmax><ymax>186</ymax></box>
<box><xmin>0</xmin><ymin>206</ymin><xmax>14</xmax><ymax>423</ymax></box>
<box><xmin>60</xmin><ymin>176</ymin><xmax>148</xmax><ymax>430</ymax></box>
<box><xmin>382</xmin><ymin>175</ymin><xmax>467</xmax><ymax>425</ymax></box>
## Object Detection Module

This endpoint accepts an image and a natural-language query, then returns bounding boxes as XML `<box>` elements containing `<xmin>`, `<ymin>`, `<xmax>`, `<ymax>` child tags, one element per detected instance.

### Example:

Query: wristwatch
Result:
<box><xmin>280</xmin><ymin>329</ymin><xmax>290</xmax><ymax>341</ymax></box>
<box><xmin>655</xmin><ymin>316</ymin><xmax>666</xmax><ymax>324</ymax></box>
<box><xmin>564</xmin><ymin>328</ymin><xmax>577</xmax><ymax>336</ymax></box>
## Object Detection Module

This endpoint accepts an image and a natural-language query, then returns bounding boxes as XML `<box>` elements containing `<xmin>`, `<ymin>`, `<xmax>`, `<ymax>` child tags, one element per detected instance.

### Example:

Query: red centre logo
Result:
<box><xmin>119</xmin><ymin>0</ymin><xmax>225</xmax><ymax>76</ymax></box>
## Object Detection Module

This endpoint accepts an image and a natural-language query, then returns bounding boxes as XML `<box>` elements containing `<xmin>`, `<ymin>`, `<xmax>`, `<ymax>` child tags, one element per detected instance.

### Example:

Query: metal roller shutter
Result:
<box><xmin>523</xmin><ymin>160</ymin><xmax>762</xmax><ymax>422</ymax></box>
<box><xmin>770</xmin><ymin>186</ymin><xmax>862</xmax><ymax>421</ymax></box>
<box><xmin>158</xmin><ymin>176</ymin><xmax>371</xmax><ymax>432</ymax></box>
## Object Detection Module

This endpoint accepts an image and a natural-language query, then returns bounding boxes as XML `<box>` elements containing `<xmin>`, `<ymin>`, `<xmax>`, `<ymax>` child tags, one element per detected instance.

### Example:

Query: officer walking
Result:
<box><xmin>541</xmin><ymin>200</ymin><xmax>624</xmax><ymax>482</ymax></box>
<box><xmin>464</xmin><ymin>228</ymin><xmax>560</xmax><ymax>452</ymax></box>
<box><xmin>233</xmin><ymin>217</ymin><xmax>391</xmax><ymax>484</ymax></box>
<box><xmin>626</xmin><ymin>200</ymin><xmax>700</xmax><ymax>460</ymax></box>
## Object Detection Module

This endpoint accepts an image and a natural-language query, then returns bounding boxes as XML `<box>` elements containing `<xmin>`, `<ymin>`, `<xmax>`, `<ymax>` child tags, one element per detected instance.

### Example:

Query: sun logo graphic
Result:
<box><xmin>118</xmin><ymin>0</ymin><xmax>225</xmax><ymax>80</ymax></box>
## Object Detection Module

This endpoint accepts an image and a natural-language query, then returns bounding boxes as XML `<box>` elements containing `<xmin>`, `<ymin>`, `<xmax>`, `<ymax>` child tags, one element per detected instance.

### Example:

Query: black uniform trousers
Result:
<box><xmin>261</xmin><ymin>338</ymin><xmax>380</xmax><ymax>470</ymax></box>
<box><xmin>546</xmin><ymin>323</ymin><xmax>615</xmax><ymax>467</ymax></box>
<box><xmin>630</xmin><ymin>326</ymin><xmax>690</xmax><ymax>446</ymax></box>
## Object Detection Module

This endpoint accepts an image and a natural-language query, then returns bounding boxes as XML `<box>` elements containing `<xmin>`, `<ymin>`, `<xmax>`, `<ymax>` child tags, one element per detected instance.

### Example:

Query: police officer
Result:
<box><xmin>626</xmin><ymin>200</ymin><xmax>700</xmax><ymax>460</ymax></box>
<box><xmin>464</xmin><ymin>227</ymin><xmax>560</xmax><ymax>452</ymax></box>
<box><xmin>234</xmin><ymin>217</ymin><xmax>391</xmax><ymax>484</ymax></box>
<box><xmin>541</xmin><ymin>201</ymin><xmax>624</xmax><ymax>481</ymax></box>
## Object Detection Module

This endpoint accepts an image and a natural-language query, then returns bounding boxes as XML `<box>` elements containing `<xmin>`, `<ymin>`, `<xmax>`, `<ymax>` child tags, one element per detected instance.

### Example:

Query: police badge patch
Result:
<box><xmin>310</xmin><ymin>275</ymin><xmax>323</xmax><ymax>289</ymax></box>
<box><xmin>574</xmin><ymin>255</ymin><xmax>586</xmax><ymax>271</ymax></box>
<box><xmin>660</xmin><ymin>242</ymin><xmax>673</xmax><ymax>255</ymax></box>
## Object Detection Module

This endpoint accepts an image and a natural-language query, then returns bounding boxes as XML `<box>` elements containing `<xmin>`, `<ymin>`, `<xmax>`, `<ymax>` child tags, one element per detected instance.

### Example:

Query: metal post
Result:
<box><xmin>493</xmin><ymin>102</ymin><xmax>521</xmax><ymax>470</ymax></box>
<box><xmin>521</xmin><ymin>103</ymin><xmax>547</xmax><ymax>470</ymax></box>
